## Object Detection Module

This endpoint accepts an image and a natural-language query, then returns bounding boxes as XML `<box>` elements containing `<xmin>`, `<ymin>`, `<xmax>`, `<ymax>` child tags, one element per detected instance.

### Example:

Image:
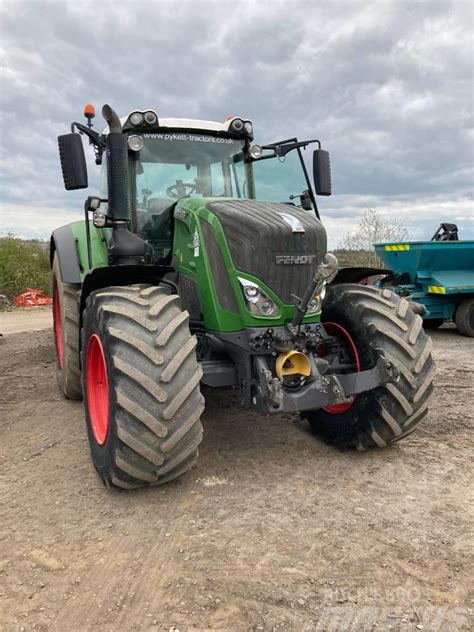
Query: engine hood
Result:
<box><xmin>205</xmin><ymin>199</ymin><xmax>327</xmax><ymax>304</ymax></box>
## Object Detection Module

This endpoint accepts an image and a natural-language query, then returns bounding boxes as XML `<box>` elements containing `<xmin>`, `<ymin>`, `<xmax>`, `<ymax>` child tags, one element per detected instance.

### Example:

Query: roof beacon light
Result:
<box><xmin>84</xmin><ymin>104</ymin><xmax>95</xmax><ymax>119</ymax></box>
<box><xmin>84</xmin><ymin>103</ymin><xmax>96</xmax><ymax>129</ymax></box>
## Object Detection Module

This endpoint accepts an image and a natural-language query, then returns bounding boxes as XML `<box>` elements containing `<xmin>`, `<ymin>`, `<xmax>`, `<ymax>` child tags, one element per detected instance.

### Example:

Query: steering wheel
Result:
<box><xmin>166</xmin><ymin>180</ymin><xmax>199</xmax><ymax>199</ymax></box>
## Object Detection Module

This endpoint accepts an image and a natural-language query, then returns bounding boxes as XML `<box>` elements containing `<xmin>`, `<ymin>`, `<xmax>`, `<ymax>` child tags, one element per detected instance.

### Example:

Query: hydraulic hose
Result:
<box><xmin>291</xmin><ymin>253</ymin><xmax>339</xmax><ymax>330</ymax></box>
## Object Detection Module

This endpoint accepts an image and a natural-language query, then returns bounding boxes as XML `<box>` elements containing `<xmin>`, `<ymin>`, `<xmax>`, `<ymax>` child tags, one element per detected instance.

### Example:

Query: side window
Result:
<box><xmin>252</xmin><ymin>149</ymin><xmax>311</xmax><ymax>206</ymax></box>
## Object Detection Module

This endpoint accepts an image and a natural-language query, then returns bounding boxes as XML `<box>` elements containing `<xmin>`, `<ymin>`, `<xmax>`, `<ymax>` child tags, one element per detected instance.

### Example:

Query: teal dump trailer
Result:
<box><xmin>375</xmin><ymin>229</ymin><xmax>474</xmax><ymax>337</ymax></box>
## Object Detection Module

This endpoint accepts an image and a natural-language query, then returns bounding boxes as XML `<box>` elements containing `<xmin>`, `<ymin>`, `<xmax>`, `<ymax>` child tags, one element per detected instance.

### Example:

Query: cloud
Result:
<box><xmin>320</xmin><ymin>193</ymin><xmax>474</xmax><ymax>248</ymax></box>
<box><xmin>0</xmin><ymin>0</ymin><xmax>472</xmax><ymax>245</ymax></box>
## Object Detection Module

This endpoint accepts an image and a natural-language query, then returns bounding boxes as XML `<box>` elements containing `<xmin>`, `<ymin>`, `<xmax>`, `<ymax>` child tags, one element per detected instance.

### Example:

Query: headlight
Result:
<box><xmin>93</xmin><ymin>210</ymin><xmax>107</xmax><ymax>228</ymax></box>
<box><xmin>238</xmin><ymin>277</ymin><xmax>280</xmax><ymax>317</ymax></box>
<box><xmin>230</xmin><ymin>118</ymin><xmax>244</xmax><ymax>132</ymax></box>
<box><xmin>244</xmin><ymin>121</ymin><xmax>253</xmax><ymax>135</ymax></box>
<box><xmin>244</xmin><ymin>284</ymin><xmax>260</xmax><ymax>301</ymax></box>
<box><xmin>259</xmin><ymin>299</ymin><xmax>277</xmax><ymax>316</ymax></box>
<box><xmin>249</xmin><ymin>144</ymin><xmax>263</xmax><ymax>160</ymax></box>
<box><xmin>130</xmin><ymin>112</ymin><xmax>144</xmax><ymax>126</ymax></box>
<box><xmin>306</xmin><ymin>286</ymin><xmax>326</xmax><ymax>313</ymax></box>
<box><xmin>128</xmin><ymin>135</ymin><xmax>144</xmax><ymax>152</ymax></box>
<box><xmin>144</xmin><ymin>111</ymin><xmax>157</xmax><ymax>125</ymax></box>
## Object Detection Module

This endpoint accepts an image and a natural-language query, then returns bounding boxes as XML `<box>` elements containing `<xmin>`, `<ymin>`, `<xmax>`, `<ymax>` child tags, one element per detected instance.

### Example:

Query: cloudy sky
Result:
<box><xmin>0</xmin><ymin>0</ymin><xmax>473</xmax><ymax>248</ymax></box>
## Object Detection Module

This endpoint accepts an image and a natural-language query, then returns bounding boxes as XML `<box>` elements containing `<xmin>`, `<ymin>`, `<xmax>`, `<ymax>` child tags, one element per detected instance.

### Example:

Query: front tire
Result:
<box><xmin>306</xmin><ymin>285</ymin><xmax>436</xmax><ymax>449</ymax></box>
<box><xmin>52</xmin><ymin>253</ymin><xmax>82</xmax><ymax>400</ymax></box>
<box><xmin>81</xmin><ymin>284</ymin><xmax>204</xmax><ymax>489</ymax></box>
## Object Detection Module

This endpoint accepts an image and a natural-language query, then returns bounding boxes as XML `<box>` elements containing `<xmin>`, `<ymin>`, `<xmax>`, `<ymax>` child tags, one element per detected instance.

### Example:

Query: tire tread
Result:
<box><xmin>82</xmin><ymin>284</ymin><xmax>204</xmax><ymax>489</ymax></box>
<box><xmin>307</xmin><ymin>284</ymin><xmax>436</xmax><ymax>449</ymax></box>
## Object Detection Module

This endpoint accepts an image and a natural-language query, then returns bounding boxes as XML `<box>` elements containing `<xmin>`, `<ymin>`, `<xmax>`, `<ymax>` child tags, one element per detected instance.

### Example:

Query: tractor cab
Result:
<box><xmin>92</xmin><ymin>109</ymin><xmax>331</xmax><ymax>264</ymax></box>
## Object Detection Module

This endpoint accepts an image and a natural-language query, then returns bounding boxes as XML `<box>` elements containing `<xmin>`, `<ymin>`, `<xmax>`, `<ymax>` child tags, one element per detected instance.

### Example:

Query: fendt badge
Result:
<box><xmin>275</xmin><ymin>255</ymin><xmax>316</xmax><ymax>264</ymax></box>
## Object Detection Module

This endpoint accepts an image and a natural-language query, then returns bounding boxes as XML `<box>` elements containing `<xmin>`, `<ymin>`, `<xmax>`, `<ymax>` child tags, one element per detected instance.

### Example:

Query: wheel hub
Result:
<box><xmin>54</xmin><ymin>286</ymin><xmax>63</xmax><ymax>368</ymax></box>
<box><xmin>322</xmin><ymin>322</ymin><xmax>361</xmax><ymax>415</ymax></box>
<box><xmin>86</xmin><ymin>334</ymin><xmax>110</xmax><ymax>444</ymax></box>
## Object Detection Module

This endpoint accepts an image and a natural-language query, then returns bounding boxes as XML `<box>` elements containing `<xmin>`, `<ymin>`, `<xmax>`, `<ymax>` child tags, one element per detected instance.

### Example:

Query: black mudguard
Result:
<box><xmin>331</xmin><ymin>266</ymin><xmax>391</xmax><ymax>285</ymax></box>
<box><xmin>50</xmin><ymin>225</ymin><xmax>82</xmax><ymax>284</ymax></box>
<box><xmin>79</xmin><ymin>264</ymin><xmax>175</xmax><ymax>319</ymax></box>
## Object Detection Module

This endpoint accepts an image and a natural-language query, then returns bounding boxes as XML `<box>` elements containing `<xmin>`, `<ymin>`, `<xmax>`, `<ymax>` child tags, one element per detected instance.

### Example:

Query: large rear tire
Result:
<box><xmin>52</xmin><ymin>253</ymin><xmax>82</xmax><ymax>400</ymax></box>
<box><xmin>81</xmin><ymin>284</ymin><xmax>204</xmax><ymax>489</ymax></box>
<box><xmin>454</xmin><ymin>298</ymin><xmax>474</xmax><ymax>337</ymax></box>
<box><xmin>306</xmin><ymin>285</ymin><xmax>436</xmax><ymax>449</ymax></box>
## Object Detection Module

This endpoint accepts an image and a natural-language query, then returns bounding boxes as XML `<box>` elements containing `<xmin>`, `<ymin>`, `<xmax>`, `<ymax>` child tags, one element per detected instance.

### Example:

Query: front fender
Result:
<box><xmin>331</xmin><ymin>266</ymin><xmax>391</xmax><ymax>285</ymax></box>
<box><xmin>50</xmin><ymin>224</ymin><xmax>82</xmax><ymax>284</ymax></box>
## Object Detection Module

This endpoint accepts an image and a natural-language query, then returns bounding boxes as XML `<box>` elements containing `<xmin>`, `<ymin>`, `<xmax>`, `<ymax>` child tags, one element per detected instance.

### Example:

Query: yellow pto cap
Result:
<box><xmin>275</xmin><ymin>350</ymin><xmax>312</xmax><ymax>378</ymax></box>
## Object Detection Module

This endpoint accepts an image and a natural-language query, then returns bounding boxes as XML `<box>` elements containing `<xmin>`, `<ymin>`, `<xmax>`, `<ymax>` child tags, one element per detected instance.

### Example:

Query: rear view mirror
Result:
<box><xmin>313</xmin><ymin>149</ymin><xmax>332</xmax><ymax>196</ymax></box>
<box><xmin>58</xmin><ymin>133</ymin><xmax>88</xmax><ymax>190</ymax></box>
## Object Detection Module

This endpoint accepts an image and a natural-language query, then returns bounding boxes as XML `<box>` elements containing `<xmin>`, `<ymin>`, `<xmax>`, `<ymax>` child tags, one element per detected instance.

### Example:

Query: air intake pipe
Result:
<box><xmin>102</xmin><ymin>104</ymin><xmax>151</xmax><ymax>264</ymax></box>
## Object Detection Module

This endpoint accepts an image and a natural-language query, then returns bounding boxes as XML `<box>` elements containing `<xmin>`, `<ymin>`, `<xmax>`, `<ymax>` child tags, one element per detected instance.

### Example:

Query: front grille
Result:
<box><xmin>179</xmin><ymin>274</ymin><xmax>202</xmax><ymax>320</ymax></box>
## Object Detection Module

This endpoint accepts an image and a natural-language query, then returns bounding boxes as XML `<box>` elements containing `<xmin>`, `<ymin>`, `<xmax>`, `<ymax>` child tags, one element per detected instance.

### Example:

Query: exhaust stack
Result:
<box><xmin>102</xmin><ymin>104</ymin><xmax>130</xmax><ymax>222</ymax></box>
<box><xmin>102</xmin><ymin>104</ymin><xmax>151</xmax><ymax>265</ymax></box>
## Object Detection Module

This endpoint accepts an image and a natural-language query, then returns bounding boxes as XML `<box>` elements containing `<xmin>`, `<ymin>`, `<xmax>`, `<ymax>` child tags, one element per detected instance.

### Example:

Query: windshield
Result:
<box><xmin>130</xmin><ymin>133</ymin><xmax>248</xmax><ymax>260</ymax></box>
<box><xmin>133</xmin><ymin>133</ymin><xmax>247</xmax><ymax>207</ymax></box>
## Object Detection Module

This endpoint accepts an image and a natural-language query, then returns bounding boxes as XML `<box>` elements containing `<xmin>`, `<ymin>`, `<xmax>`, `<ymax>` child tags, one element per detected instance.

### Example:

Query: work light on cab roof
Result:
<box><xmin>124</xmin><ymin>110</ymin><xmax>159</xmax><ymax>130</ymax></box>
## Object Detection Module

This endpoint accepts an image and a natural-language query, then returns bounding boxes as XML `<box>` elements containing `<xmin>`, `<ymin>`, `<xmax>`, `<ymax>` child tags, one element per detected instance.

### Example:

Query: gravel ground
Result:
<box><xmin>0</xmin><ymin>312</ymin><xmax>472</xmax><ymax>631</ymax></box>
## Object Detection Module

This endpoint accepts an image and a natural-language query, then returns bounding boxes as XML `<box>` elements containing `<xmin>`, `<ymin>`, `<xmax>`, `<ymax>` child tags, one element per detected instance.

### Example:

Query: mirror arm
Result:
<box><xmin>262</xmin><ymin>137</ymin><xmax>297</xmax><ymax>148</ymax></box>
<box><xmin>71</xmin><ymin>122</ymin><xmax>105</xmax><ymax>148</ymax></box>
<box><xmin>248</xmin><ymin>138</ymin><xmax>323</xmax><ymax>163</ymax></box>
<box><xmin>276</xmin><ymin>139</ymin><xmax>321</xmax><ymax>156</ymax></box>
<box><xmin>71</xmin><ymin>122</ymin><xmax>106</xmax><ymax>165</ymax></box>
<box><xmin>260</xmin><ymin>139</ymin><xmax>321</xmax><ymax>158</ymax></box>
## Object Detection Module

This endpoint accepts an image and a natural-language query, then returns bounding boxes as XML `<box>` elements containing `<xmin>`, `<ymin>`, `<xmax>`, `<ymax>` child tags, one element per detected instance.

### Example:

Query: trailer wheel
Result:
<box><xmin>81</xmin><ymin>285</ymin><xmax>204</xmax><ymax>489</ymax></box>
<box><xmin>306</xmin><ymin>284</ymin><xmax>436</xmax><ymax>449</ymax></box>
<box><xmin>454</xmin><ymin>298</ymin><xmax>474</xmax><ymax>337</ymax></box>
<box><xmin>52</xmin><ymin>253</ymin><xmax>82</xmax><ymax>400</ymax></box>
<box><xmin>422</xmin><ymin>318</ymin><xmax>444</xmax><ymax>330</ymax></box>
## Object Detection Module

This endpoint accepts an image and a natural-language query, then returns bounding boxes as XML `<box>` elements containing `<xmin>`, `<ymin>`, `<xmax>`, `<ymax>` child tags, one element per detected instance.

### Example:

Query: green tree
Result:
<box><xmin>0</xmin><ymin>234</ymin><xmax>51</xmax><ymax>301</ymax></box>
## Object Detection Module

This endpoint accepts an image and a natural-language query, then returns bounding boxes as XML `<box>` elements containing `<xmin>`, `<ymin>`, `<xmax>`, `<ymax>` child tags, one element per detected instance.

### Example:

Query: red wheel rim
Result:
<box><xmin>54</xmin><ymin>285</ymin><xmax>63</xmax><ymax>368</ymax></box>
<box><xmin>322</xmin><ymin>322</ymin><xmax>361</xmax><ymax>415</ymax></box>
<box><xmin>86</xmin><ymin>334</ymin><xmax>110</xmax><ymax>444</ymax></box>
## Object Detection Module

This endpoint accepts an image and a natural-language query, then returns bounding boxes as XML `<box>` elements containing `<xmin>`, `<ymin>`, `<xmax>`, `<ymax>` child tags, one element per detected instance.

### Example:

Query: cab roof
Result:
<box><xmin>102</xmin><ymin>114</ymin><xmax>251</xmax><ymax>135</ymax></box>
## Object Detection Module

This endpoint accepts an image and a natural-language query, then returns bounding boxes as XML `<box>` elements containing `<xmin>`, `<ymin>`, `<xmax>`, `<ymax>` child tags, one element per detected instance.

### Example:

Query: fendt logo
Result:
<box><xmin>275</xmin><ymin>255</ymin><xmax>316</xmax><ymax>265</ymax></box>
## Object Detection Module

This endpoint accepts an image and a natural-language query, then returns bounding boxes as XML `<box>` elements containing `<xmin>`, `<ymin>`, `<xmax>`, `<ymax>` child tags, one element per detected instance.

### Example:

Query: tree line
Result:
<box><xmin>0</xmin><ymin>235</ymin><xmax>51</xmax><ymax>301</ymax></box>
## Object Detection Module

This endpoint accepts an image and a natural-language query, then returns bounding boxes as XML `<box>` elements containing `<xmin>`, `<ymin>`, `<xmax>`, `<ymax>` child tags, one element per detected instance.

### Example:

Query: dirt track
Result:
<box><xmin>0</xmin><ymin>308</ymin><xmax>52</xmax><ymax>335</ymax></box>
<box><xmin>0</xmin><ymin>311</ymin><xmax>472</xmax><ymax>631</ymax></box>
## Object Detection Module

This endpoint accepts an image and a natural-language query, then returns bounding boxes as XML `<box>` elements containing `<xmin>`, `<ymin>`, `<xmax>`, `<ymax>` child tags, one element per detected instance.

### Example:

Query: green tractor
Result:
<box><xmin>52</xmin><ymin>103</ymin><xmax>435</xmax><ymax>489</ymax></box>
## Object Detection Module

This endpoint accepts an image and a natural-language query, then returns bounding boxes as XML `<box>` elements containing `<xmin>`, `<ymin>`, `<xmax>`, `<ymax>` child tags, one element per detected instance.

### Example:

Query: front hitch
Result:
<box><xmin>254</xmin><ymin>355</ymin><xmax>399</xmax><ymax>414</ymax></box>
